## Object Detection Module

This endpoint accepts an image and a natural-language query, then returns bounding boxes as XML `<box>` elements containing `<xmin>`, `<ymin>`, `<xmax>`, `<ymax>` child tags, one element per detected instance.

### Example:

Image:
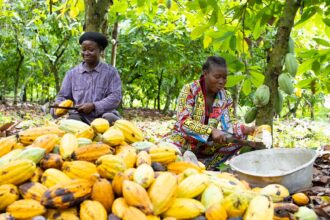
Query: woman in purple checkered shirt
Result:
<box><xmin>51</xmin><ymin>32</ymin><xmax>122</xmax><ymax>125</ymax></box>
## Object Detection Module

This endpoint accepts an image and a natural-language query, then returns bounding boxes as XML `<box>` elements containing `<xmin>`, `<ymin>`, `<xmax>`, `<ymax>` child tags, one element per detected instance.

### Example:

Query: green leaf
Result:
<box><xmin>296</xmin><ymin>78</ymin><xmax>314</xmax><ymax>89</ymax></box>
<box><xmin>313</xmin><ymin>38</ymin><xmax>330</xmax><ymax>47</ymax></box>
<box><xmin>250</xmin><ymin>70</ymin><xmax>265</xmax><ymax>87</ymax></box>
<box><xmin>229</xmin><ymin>35</ymin><xmax>236</xmax><ymax>51</ymax></box>
<box><xmin>203</xmin><ymin>35</ymin><xmax>212</xmax><ymax>48</ymax></box>
<box><xmin>199</xmin><ymin>0</ymin><xmax>208</xmax><ymax>14</ymax></box>
<box><xmin>323</xmin><ymin>18</ymin><xmax>330</xmax><ymax>26</ymax></box>
<box><xmin>242</xmin><ymin>79</ymin><xmax>252</xmax><ymax>95</ymax></box>
<box><xmin>312</xmin><ymin>60</ymin><xmax>320</xmax><ymax>73</ymax></box>
<box><xmin>166</xmin><ymin>0</ymin><xmax>172</xmax><ymax>9</ymax></box>
<box><xmin>214</xmin><ymin>31</ymin><xmax>234</xmax><ymax>42</ymax></box>
<box><xmin>209</xmin><ymin>8</ymin><xmax>218</xmax><ymax>26</ymax></box>
<box><xmin>137</xmin><ymin>0</ymin><xmax>145</xmax><ymax>7</ymax></box>
<box><xmin>191</xmin><ymin>25</ymin><xmax>208</xmax><ymax>40</ymax></box>
<box><xmin>295</xmin><ymin>6</ymin><xmax>317</xmax><ymax>26</ymax></box>
<box><xmin>225</xmin><ymin>75</ymin><xmax>245</xmax><ymax>88</ymax></box>
<box><xmin>297</xmin><ymin>59</ymin><xmax>314</xmax><ymax>75</ymax></box>
<box><xmin>252</xmin><ymin>18</ymin><xmax>262</xmax><ymax>40</ymax></box>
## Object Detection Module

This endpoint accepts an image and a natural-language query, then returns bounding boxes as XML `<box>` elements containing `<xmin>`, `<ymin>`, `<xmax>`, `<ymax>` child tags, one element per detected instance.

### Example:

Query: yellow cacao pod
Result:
<box><xmin>92</xmin><ymin>177</ymin><xmax>114</xmax><ymax>212</ymax></box>
<box><xmin>149</xmin><ymin>151</ymin><xmax>177</xmax><ymax>164</ymax></box>
<box><xmin>62</xmin><ymin>160</ymin><xmax>99</xmax><ymax>180</ymax></box>
<box><xmin>136</xmin><ymin>151</ymin><xmax>151</xmax><ymax>166</ymax></box>
<box><xmin>45</xmin><ymin>208</ymin><xmax>79</xmax><ymax>220</ymax></box>
<box><xmin>31</xmin><ymin>133</ymin><xmax>59</xmax><ymax>153</ymax></box>
<box><xmin>122</xmin><ymin>180</ymin><xmax>153</xmax><ymax>215</ymax></box>
<box><xmin>244</xmin><ymin>195</ymin><xmax>274</xmax><ymax>220</ymax></box>
<box><xmin>30</xmin><ymin>167</ymin><xmax>44</xmax><ymax>183</ymax></box>
<box><xmin>6</xmin><ymin>199</ymin><xmax>46</xmax><ymax>219</ymax></box>
<box><xmin>260</xmin><ymin>184</ymin><xmax>289</xmax><ymax>202</ymax></box>
<box><xmin>205</xmin><ymin>202</ymin><xmax>227</xmax><ymax>220</ymax></box>
<box><xmin>80</xmin><ymin>200</ymin><xmax>107</xmax><ymax>220</ymax></box>
<box><xmin>55</xmin><ymin>99</ymin><xmax>73</xmax><ymax>116</ymax></box>
<box><xmin>91</xmin><ymin>118</ymin><xmax>110</xmax><ymax>134</ymax></box>
<box><xmin>123</xmin><ymin>206</ymin><xmax>147</xmax><ymax>220</ymax></box>
<box><xmin>113</xmin><ymin>119</ymin><xmax>144</xmax><ymax>143</ymax></box>
<box><xmin>0</xmin><ymin>135</ymin><xmax>17</xmax><ymax>157</ymax></box>
<box><xmin>40</xmin><ymin>153</ymin><xmax>63</xmax><ymax>170</ymax></box>
<box><xmin>222</xmin><ymin>192</ymin><xmax>250</xmax><ymax>218</ymax></box>
<box><xmin>19</xmin><ymin>126</ymin><xmax>65</xmax><ymax>145</ymax></box>
<box><xmin>71</xmin><ymin>143</ymin><xmax>113</xmax><ymax>162</ymax></box>
<box><xmin>177</xmin><ymin>174</ymin><xmax>209</xmax><ymax>198</ymax></box>
<box><xmin>162</xmin><ymin>198</ymin><xmax>205</xmax><ymax>219</ymax></box>
<box><xmin>167</xmin><ymin>161</ymin><xmax>202</xmax><ymax>174</ymax></box>
<box><xmin>133</xmin><ymin>163</ymin><xmax>154</xmax><ymax>188</ymax></box>
<box><xmin>112</xmin><ymin>172</ymin><xmax>129</xmax><ymax>196</ymax></box>
<box><xmin>0</xmin><ymin>184</ymin><xmax>19</xmax><ymax>211</ymax></box>
<box><xmin>41</xmin><ymin>179</ymin><xmax>92</xmax><ymax>209</ymax></box>
<box><xmin>41</xmin><ymin>168</ymin><xmax>71</xmax><ymax>188</ymax></box>
<box><xmin>112</xmin><ymin>197</ymin><xmax>129</xmax><ymax>218</ymax></box>
<box><xmin>19</xmin><ymin>182</ymin><xmax>47</xmax><ymax>202</ymax></box>
<box><xmin>148</xmin><ymin>172</ymin><xmax>177</xmax><ymax>215</ymax></box>
<box><xmin>0</xmin><ymin>159</ymin><xmax>36</xmax><ymax>185</ymax></box>
<box><xmin>201</xmin><ymin>183</ymin><xmax>224</xmax><ymax>209</ymax></box>
<box><xmin>96</xmin><ymin>154</ymin><xmax>126</xmax><ymax>179</ymax></box>
<box><xmin>117</xmin><ymin>147</ymin><xmax>137</xmax><ymax>169</ymax></box>
<box><xmin>102</xmin><ymin>127</ymin><xmax>125</xmax><ymax>146</ymax></box>
<box><xmin>292</xmin><ymin>192</ymin><xmax>309</xmax><ymax>206</ymax></box>
<box><xmin>59</xmin><ymin>133</ymin><xmax>78</xmax><ymax>159</ymax></box>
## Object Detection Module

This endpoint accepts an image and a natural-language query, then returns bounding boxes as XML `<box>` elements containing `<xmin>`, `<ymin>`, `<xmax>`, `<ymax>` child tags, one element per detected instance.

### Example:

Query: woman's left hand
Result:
<box><xmin>77</xmin><ymin>103</ymin><xmax>95</xmax><ymax>114</ymax></box>
<box><xmin>243</xmin><ymin>126</ymin><xmax>255</xmax><ymax>136</ymax></box>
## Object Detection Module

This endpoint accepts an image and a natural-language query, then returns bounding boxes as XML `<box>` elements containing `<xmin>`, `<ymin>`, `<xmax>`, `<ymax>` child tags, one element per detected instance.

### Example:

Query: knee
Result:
<box><xmin>102</xmin><ymin>113</ymin><xmax>120</xmax><ymax>125</ymax></box>
<box><xmin>68</xmin><ymin>113</ymin><xmax>83</xmax><ymax>122</ymax></box>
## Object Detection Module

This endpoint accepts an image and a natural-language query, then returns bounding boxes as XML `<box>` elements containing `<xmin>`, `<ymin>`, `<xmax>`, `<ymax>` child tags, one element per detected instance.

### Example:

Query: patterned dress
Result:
<box><xmin>164</xmin><ymin>76</ymin><xmax>248</xmax><ymax>169</ymax></box>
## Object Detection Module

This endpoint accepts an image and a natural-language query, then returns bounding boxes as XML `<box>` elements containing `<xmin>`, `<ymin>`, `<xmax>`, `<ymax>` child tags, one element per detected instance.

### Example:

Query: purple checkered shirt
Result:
<box><xmin>51</xmin><ymin>61</ymin><xmax>122</xmax><ymax>122</ymax></box>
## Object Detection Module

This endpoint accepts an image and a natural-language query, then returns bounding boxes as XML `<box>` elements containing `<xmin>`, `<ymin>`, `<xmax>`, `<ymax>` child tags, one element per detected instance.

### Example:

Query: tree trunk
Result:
<box><xmin>14</xmin><ymin>47</ymin><xmax>24</xmax><ymax>105</ymax></box>
<box><xmin>256</xmin><ymin>0</ymin><xmax>301</xmax><ymax>128</ymax></box>
<box><xmin>84</xmin><ymin>0</ymin><xmax>112</xmax><ymax>33</ymax></box>
<box><xmin>157</xmin><ymin>70</ymin><xmax>163</xmax><ymax>110</ymax></box>
<box><xmin>111</xmin><ymin>22</ymin><xmax>119</xmax><ymax>66</ymax></box>
<box><xmin>231</xmin><ymin>84</ymin><xmax>241</xmax><ymax>118</ymax></box>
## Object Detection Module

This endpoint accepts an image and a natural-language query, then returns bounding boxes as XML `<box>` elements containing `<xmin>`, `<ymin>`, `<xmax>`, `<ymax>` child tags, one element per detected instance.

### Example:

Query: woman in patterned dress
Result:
<box><xmin>164</xmin><ymin>56</ymin><xmax>255</xmax><ymax>170</ymax></box>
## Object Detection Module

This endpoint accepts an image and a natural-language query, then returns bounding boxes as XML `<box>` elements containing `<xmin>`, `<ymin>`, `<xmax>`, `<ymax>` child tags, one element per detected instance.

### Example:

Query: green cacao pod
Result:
<box><xmin>274</xmin><ymin>89</ymin><xmax>283</xmax><ymax>114</ymax></box>
<box><xmin>244</xmin><ymin>107</ymin><xmax>257</xmax><ymax>124</ymax></box>
<box><xmin>278</xmin><ymin>73</ymin><xmax>294</xmax><ymax>95</ymax></box>
<box><xmin>288</xmin><ymin>37</ymin><xmax>295</xmax><ymax>54</ymax></box>
<box><xmin>253</xmin><ymin>85</ymin><xmax>270</xmax><ymax>107</ymax></box>
<box><xmin>285</xmin><ymin>53</ymin><xmax>298</xmax><ymax>76</ymax></box>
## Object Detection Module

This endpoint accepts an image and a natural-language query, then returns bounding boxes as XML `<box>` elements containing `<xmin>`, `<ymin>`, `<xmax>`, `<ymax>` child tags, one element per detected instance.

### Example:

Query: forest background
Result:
<box><xmin>0</xmin><ymin>0</ymin><xmax>329</xmax><ymax>148</ymax></box>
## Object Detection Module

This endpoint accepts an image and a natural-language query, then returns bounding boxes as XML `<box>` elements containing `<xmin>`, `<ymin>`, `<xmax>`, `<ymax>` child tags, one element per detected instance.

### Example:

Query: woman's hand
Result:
<box><xmin>243</xmin><ymin>126</ymin><xmax>255</xmax><ymax>136</ymax></box>
<box><xmin>76</xmin><ymin>103</ymin><xmax>95</xmax><ymax>114</ymax></box>
<box><xmin>211</xmin><ymin>128</ymin><xmax>227</xmax><ymax>144</ymax></box>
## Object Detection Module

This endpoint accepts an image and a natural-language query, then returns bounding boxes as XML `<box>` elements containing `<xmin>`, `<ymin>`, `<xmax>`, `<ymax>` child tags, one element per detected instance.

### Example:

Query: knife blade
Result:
<box><xmin>49</xmin><ymin>105</ymin><xmax>78</xmax><ymax>110</ymax></box>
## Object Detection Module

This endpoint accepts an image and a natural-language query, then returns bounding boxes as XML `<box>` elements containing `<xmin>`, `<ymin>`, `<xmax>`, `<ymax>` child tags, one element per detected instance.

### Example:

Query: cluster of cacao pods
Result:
<box><xmin>245</xmin><ymin>37</ymin><xmax>299</xmax><ymax>123</ymax></box>
<box><xmin>0</xmin><ymin>117</ymin><xmax>316</xmax><ymax>220</ymax></box>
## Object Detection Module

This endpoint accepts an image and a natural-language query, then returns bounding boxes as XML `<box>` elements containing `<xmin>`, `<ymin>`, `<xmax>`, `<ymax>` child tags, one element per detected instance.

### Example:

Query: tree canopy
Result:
<box><xmin>0</xmin><ymin>0</ymin><xmax>329</xmax><ymax>124</ymax></box>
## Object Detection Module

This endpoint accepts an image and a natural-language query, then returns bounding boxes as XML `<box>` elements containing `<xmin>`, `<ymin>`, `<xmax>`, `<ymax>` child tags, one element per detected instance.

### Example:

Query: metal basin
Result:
<box><xmin>229</xmin><ymin>148</ymin><xmax>318</xmax><ymax>193</ymax></box>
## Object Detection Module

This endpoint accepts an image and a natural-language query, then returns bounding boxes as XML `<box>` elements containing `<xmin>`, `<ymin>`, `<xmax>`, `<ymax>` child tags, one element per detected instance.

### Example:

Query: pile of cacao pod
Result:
<box><xmin>0</xmin><ymin>117</ymin><xmax>317</xmax><ymax>220</ymax></box>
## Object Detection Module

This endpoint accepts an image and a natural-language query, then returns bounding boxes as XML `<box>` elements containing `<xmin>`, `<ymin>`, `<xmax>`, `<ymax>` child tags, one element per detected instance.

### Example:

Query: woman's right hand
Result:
<box><xmin>211</xmin><ymin>128</ymin><xmax>227</xmax><ymax>144</ymax></box>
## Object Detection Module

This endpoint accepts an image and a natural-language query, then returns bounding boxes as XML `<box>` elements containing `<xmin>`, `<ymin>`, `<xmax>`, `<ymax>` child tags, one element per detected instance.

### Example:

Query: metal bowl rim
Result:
<box><xmin>229</xmin><ymin>148</ymin><xmax>318</xmax><ymax>177</ymax></box>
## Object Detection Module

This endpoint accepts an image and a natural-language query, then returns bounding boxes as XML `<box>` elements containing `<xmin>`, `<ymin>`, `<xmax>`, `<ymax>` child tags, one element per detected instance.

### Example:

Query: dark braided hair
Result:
<box><xmin>202</xmin><ymin>56</ymin><xmax>227</xmax><ymax>72</ymax></box>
